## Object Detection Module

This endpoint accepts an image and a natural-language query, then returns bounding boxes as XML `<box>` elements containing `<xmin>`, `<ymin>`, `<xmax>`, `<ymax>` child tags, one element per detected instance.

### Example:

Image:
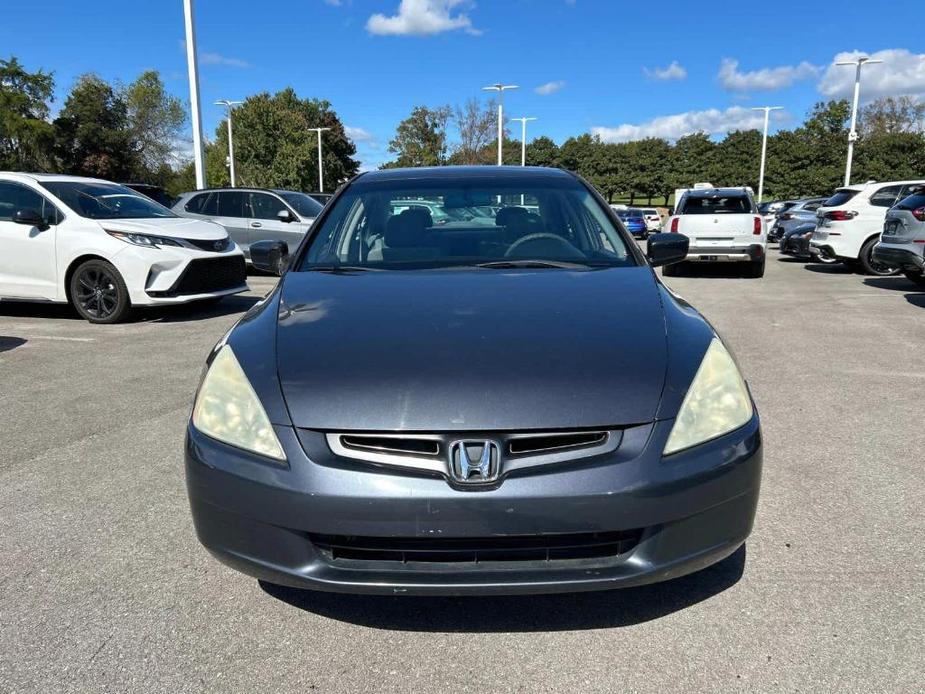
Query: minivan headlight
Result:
<box><xmin>664</xmin><ymin>338</ymin><xmax>753</xmax><ymax>455</ymax></box>
<box><xmin>192</xmin><ymin>345</ymin><xmax>286</xmax><ymax>461</ymax></box>
<box><xmin>105</xmin><ymin>230</ymin><xmax>182</xmax><ymax>248</ymax></box>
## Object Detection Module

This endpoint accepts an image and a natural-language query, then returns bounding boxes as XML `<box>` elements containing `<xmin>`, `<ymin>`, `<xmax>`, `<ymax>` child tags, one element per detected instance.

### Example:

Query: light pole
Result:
<box><xmin>215</xmin><ymin>100</ymin><xmax>242</xmax><ymax>187</ymax></box>
<box><xmin>183</xmin><ymin>0</ymin><xmax>206</xmax><ymax>188</ymax></box>
<box><xmin>308</xmin><ymin>127</ymin><xmax>331</xmax><ymax>192</ymax></box>
<box><xmin>837</xmin><ymin>56</ymin><xmax>883</xmax><ymax>186</ymax></box>
<box><xmin>751</xmin><ymin>106</ymin><xmax>782</xmax><ymax>204</ymax></box>
<box><xmin>509</xmin><ymin>117</ymin><xmax>537</xmax><ymax>167</ymax></box>
<box><xmin>482</xmin><ymin>83</ymin><xmax>518</xmax><ymax>165</ymax></box>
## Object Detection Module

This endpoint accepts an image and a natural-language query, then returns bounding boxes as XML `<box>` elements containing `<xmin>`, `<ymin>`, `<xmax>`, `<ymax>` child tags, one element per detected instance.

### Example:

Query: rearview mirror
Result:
<box><xmin>250</xmin><ymin>240</ymin><xmax>290</xmax><ymax>276</ymax></box>
<box><xmin>277</xmin><ymin>209</ymin><xmax>295</xmax><ymax>223</ymax></box>
<box><xmin>13</xmin><ymin>208</ymin><xmax>49</xmax><ymax>230</ymax></box>
<box><xmin>646</xmin><ymin>233</ymin><xmax>689</xmax><ymax>267</ymax></box>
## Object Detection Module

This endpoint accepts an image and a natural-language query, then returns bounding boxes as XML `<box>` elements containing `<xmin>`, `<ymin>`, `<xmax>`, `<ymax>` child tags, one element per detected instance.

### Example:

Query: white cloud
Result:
<box><xmin>643</xmin><ymin>61</ymin><xmax>686</xmax><ymax>81</ymax></box>
<box><xmin>535</xmin><ymin>80</ymin><xmax>565</xmax><ymax>95</ymax></box>
<box><xmin>591</xmin><ymin>106</ymin><xmax>788</xmax><ymax>143</ymax></box>
<box><xmin>345</xmin><ymin>125</ymin><xmax>375</xmax><ymax>143</ymax></box>
<box><xmin>818</xmin><ymin>49</ymin><xmax>925</xmax><ymax>100</ymax></box>
<box><xmin>718</xmin><ymin>58</ymin><xmax>819</xmax><ymax>91</ymax></box>
<box><xmin>366</xmin><ymin>0</ymin><xmax>479</xmax><ymax>36</ymax></box>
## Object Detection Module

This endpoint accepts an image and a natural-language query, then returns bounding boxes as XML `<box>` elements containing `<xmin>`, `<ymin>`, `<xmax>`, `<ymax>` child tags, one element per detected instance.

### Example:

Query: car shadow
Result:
<box><xmin>775</xmin><ymin>256</ymin><xmax>808</xmax><ymax>263</ymax></box>
<box><xmin>666</xmin><ymin>264</ymin><xmax>750</xmax><ymax>279</ymax></box>
<box><xmin>0</xmin><ymin>302</ymin><xmax>81</xmax><ymax>320</ymax></box>
<box><xmin>259</xmin><ymin>545</ymin><xmax>747</xmax><ymax>632</ymax></box>
<box><xmin>0</xmin><ymin>336</ymin><xmax>27</xmax><ymax>353</ymax></box>
<box><xmin>139</xmin><ymin>294</ymin><xmax>263</xmax><ymax>323</ymax></box>
<box><xmin>905</xmin><ymin>294</ymin><xmax>925</xmax><ymax>309</ymax></box>
<box><xmin>862</xmin><ymin>277</ymin><xmax>922</xmax><ymax>292</ymax></box>
<box><xmin>802</xmin><ymin>262</ymin><xmax>854</xmax><ymax>274</ymax></box>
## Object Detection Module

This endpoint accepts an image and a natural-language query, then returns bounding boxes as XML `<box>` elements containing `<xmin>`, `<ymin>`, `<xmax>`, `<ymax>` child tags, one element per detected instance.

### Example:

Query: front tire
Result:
<box><xmin>69</xmin><ymin>259</ymin><xmax>132</xmax><ymax>324</ymax></box>
<box><xmin>859</xmin><ymin>238</ymin><xmax>899</xmax><ymax>276</ymax></box>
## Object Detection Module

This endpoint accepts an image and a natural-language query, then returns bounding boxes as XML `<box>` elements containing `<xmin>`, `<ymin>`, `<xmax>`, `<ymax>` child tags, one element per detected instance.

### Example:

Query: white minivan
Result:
<box><xmin>663</xmin><ymin>187</ymin><xmax>766</xmax><ymax>278</ymax></box>
<box><xmin>0</xmin><ymin>173</ymin><xmax>247</xmax><ymax>323</ymax></box>
<box><xmin>810</xmin><ymin>180</ymin><xmax>925</xmax><ymax>275</ymax></box>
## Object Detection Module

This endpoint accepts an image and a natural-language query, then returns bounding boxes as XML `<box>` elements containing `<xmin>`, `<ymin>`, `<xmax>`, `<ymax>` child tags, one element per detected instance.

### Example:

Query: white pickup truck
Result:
<box><xmin>663</xmin><ymin>187</ymin><xmax>766</xmax><ymax>278</ymax></box>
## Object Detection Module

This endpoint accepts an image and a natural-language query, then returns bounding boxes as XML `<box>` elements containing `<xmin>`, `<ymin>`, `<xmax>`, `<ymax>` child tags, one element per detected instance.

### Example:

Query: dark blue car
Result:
<box><xmin>616</xmin><ymin>208</ymin><xmax>649</xmax><ymax>239</ymax></box>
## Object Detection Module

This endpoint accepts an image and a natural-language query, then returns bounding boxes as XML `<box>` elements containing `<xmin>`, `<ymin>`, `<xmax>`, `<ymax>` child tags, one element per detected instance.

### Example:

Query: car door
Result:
<box><xmin>211</xmin><ymin>191</ymin><xmax>251</xmax><ymax>255</ymax></box>
<box><xmin>0</xmin><ymin>181</ymin><xmax>61</xmax><ymax>300</ymax></box>
<box><xmin>248</xmin><ymin>192</ymin><xmax>305</xmax><ymax>254</ymax></box>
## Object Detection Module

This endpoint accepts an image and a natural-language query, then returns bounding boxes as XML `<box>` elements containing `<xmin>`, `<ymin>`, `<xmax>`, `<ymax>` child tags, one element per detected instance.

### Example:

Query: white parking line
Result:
<box><xmin>16</xmin><ymin>335</ymin><xmax>96</xmax><ymax>343</ymax></box>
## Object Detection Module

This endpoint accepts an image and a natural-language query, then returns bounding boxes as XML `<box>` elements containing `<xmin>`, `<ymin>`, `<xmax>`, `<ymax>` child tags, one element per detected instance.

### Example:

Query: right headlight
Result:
<box><xmin>191</xmin><ymin>345</ymin><xmax>286</xmax><ymax>462</ymax></box>
<box><xmin>664</xmin><ymin>337</ymin><xmax>753</xmax><ymax>455</ymax></box>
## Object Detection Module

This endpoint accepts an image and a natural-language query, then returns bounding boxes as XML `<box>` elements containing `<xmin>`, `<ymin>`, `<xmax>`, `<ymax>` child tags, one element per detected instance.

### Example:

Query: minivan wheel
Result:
<box><xmin>904</xmin><ymin>270</ymin><xmax>925</xmax><ymax>287</ymax></box>
<box><xmin>70</xmin><ymin>259</ymin><xmax>132</xmax><ymax>324</ymax></box>
<box><xmin>745</xmin><ymin>257</ymin><xmax>766</xmax><ymax>278</ymax></box>
<box><xmin>859</xmin><ymin>238</ymin><xmax>899</xmax><ymax>276</ymax></box>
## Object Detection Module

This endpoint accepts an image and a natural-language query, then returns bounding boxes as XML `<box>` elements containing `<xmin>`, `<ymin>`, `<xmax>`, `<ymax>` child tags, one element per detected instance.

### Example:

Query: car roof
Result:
<box><xmin>0</xmin><ymin>171</ymin><xmax>116</xmax><ymax>185</ymax></box>
<box><xmin>176</xmin><ymin>187</ymin><xmax>291</xmax><ymax>196</ymax></box>
<box><xmin>684</xmin><ymin>187</ymin><xmax>751</xmax><ymax>197</ymax></box>
<box><xmin>357</xmin><ymin>165</ymin><xmax>576</xmax><ymax>184</ymax></box>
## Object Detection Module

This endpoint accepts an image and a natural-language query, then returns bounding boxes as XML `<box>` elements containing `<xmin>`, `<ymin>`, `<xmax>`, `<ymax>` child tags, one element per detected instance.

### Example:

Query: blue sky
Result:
<box><xmin>3</xmin><ymin>0</ymin><xmax>924</xmax><ymax>170</ymax></box>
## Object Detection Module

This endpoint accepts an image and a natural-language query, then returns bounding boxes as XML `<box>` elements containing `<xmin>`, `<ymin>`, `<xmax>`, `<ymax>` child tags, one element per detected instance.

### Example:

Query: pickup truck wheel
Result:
<box><xmin>859</xmin><ymin>238</ymin><xmax>899</xmax><ymax>276</ymax></box>
<box><xmin>903</xmin><ymin>271</ymin><xmax>925</xmax><ymax>287</ymax></box>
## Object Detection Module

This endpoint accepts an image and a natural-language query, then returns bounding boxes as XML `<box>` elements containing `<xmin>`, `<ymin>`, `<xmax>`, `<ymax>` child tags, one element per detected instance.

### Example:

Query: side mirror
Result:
<box><xmin>13</xmin><ymin>208</ymin><xmax>49</xmax><ymax>230</ymax></box>
<box><xmin>277</xmin><ymin>209</ymin><xmax>295</xmax><ymax>223</ymax></box>
<box><xmin>646</xmin><ymin>232</ymin><xmax>689</xmax><ymax>267</ymax></box>
<box><xmin>250</xmin><ymin>240</ymin><xmax>290</xmax><ymax>276</ymax></box>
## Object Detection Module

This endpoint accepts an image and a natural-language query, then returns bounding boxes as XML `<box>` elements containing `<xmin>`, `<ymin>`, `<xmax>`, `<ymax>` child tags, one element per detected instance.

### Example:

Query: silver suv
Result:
<box><xmin>874</xmin><ymin>186</ymin><xmax>925</xmax><ymax>287</ymax></box>
<box><xmin>173</xmin><ymin>188</ymin><xmax>323</xmax><ymax>261</ymax></box>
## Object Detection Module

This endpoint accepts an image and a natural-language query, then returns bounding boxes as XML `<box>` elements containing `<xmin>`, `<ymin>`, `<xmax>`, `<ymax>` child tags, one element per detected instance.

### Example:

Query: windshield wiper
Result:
<box><xmin>472</xmin><ymin>259</ymin><xmax>591</xmax><ymax>270</ymax></box>
<box><xmin>306</xmin><ymin>265</ymin><xmax>380</xmax><ymax>273</ymax></box>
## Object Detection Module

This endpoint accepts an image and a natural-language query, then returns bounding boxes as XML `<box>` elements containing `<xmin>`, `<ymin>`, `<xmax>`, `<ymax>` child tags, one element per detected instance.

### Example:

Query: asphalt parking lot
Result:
<box><xmin>1</xmin><ymin>253</ymin><xmax>923</xmax><ymax>693</ymax></box>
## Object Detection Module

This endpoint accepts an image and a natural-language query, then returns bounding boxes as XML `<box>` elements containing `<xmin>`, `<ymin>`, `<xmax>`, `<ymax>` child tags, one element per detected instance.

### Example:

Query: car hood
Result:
<box><xmin>102</xmin><ymin>216</ymin><xmax>226</xmax><ymax>240</ymax></box>
<box><xmin>275</xmin><ymin>266</ymin><xmax>668</xmax><ymax>431</ymax></box>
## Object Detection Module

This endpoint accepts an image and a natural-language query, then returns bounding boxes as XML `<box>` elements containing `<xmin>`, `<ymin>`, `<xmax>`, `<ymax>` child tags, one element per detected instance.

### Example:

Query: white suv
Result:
<box><xmin>663</xmin><ymin>187</ymin><xmax>766</xmax><ymax>278</ymax></box>
<box><xmin>641</xmin><ymin>208</ymin><xmax>662</xmax><ymax>232</ymax></box>
<box><xmin>0</xmin><ymin>173</ymin><xmax>247</xmax><ymax>323</ymax></box>
<box><xmin>810</xmin><ymin>180</ymin><xmax>925</xmax><ymax>275</ymax></box>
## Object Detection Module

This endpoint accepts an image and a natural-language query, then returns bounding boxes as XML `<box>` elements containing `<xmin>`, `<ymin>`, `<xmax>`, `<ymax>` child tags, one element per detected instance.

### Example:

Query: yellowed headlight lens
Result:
<box><xmin>192</xmin><ymin>345</ymin><xmax>286</xmax><ymax>461</ymax></box>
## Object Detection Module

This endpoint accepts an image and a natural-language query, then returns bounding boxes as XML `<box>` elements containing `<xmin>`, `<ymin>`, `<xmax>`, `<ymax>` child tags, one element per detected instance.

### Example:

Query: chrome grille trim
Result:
<box><xmin>325</xmin><ymin>430</ymin><xmax>620</xmax><ymax>478</ymax></box>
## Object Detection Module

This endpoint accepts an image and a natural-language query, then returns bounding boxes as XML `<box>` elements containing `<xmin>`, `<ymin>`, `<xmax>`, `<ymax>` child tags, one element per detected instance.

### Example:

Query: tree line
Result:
<box><xmin>4</xmin><ymin>53</ymin><xmax>924</xmax><ymax>204</ymax></box>
<box><xmin>384</xmin><ymin>97</ymin><xmax>925</xmax><ymax>204</ymax></box>
<box><xmin>0</xmin><ymin>56</ymin><xmax>360</xmax><ymax>195</ymax></box>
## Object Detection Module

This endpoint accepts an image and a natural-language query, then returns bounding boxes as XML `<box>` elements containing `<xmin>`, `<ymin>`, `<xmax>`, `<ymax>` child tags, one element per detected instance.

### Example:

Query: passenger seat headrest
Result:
<box><xmin>385</xmin><ymin>207</ymin><xmax>433</xmax><ymax>248</ymax></box>
<box><xmin>495</xmin><ymin>206</ymin><xmax>529</xmax><ymax>227</ymax></box>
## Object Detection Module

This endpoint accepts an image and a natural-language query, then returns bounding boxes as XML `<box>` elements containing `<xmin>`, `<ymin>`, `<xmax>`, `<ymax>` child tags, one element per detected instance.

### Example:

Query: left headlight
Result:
<box><xmin>664</xmin><ymin>337</ymin><xmax>753</xmax><ymax>456</ymax></box>
<box><xmin>192</xmin><ymin>345</ymin><xmax>286</xmax><ymax>461</ymax></box>
<box><xmin>105</xmin><ymin>229</ymin><xmax>182</xmax><ymax>248</ymax></box>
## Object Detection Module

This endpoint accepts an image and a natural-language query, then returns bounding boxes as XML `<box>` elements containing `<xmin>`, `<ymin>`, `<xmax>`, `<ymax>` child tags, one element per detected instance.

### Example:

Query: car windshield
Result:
<box><xmin>40</xmin><ymin>181</ymin><xmax>176</xmax><ymax>219</ymax></box>
<box><xmin>299</xmin><ymin>177</ymin><xmax>636</xmax><ymax>270</ymax></box>
<box><xmin>679</xmin><ymin>195</ymin><xmax>753</xmax><ymax>214</ymax></box>
<box><xmin>278</xmin><ymin>191</ymin><xmax>324</xmax><ymax>218</ymax></box>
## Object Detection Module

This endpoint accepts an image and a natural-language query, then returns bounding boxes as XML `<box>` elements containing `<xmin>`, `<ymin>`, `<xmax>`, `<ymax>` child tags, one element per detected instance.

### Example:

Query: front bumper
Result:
<box><xmin>185</xmin><ymin>415</ymin><xmax>762</xmax><ymax>595</ymax></box>
<box><xmin>872</xmin><ymin>244</ymin><xmax>925</xmax><ymax>271</ymax></box>
<box><xmin>685</xmin><ymin>244</ymin><xmax>764</xmax><ymax>263</ymax></box>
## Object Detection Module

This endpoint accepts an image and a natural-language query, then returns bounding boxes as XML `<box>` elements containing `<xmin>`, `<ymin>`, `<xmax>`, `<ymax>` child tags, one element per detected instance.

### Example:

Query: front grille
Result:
<box><xmin>186</xmin><ymin>237</ymin><xmax>231</xmax><ymax>252</ymax></box>
<box><xmin>507</xmin><ymin>431</ymin><xmax>607</xmax><ymax>455</ymax></box>
<box><xmin>157</xmin><ymin>256</ymin><xmax>246</xmax><ymax>296</ymax></box>
<box><xmin>340</xmin><ymin>434</ymin><xmax>441</xmax><ymax>457</ymax></box>
<box><xmin>309</xmin><ymin>529</ymin><xmax>643</xmax><ymax>565</ymax></box>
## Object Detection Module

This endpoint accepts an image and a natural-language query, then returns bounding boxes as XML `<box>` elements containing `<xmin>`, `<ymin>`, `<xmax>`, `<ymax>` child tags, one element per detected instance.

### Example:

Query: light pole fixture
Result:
<box><xmin>215</xmin><ymin>100</ymin><xmax>242</xmax><ymax>187</ymax></box>
<box><xmin>308</xmin><ymin>127</ymin><xmax>331</xmax><ymax>192</ymax></box>
<box><xmin>836</xmin><ymin>56</ymin><xmax>883</xmax><ymax>186</ymax></box>
<box><xmin>183</xmin><ymin>0</ymin><xmax>206</xmax><ymax>189</ymax></box>
<box><xmin>751</xmin><ymin>106</ymin><xmax>783</xmax><ymax>204</ymax></box>
<box><xmin>509</xmin><ymin>117</ymin><xmax>538</xmax><ymax>167</ymax></box>
<box><xmin>482</xmin><ymin>84</ymin><xmax>518</xmax><ymax>165</ymax></box>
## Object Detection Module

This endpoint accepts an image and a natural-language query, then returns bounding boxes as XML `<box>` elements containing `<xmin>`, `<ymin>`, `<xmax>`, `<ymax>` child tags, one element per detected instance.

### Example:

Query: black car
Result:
<box><xmin>185</xmin><ymin>166</ymin><xmax>762</xmax><ymax>595</ymax></box>
<box><xmin>122</xmin><ymin>183</ymin><xmax>176</xmax><ymax>209</ymax></box>
<box><xmin>779</xmin><ymin>222</ymin><xmax>817</xmax><ymax>259</ymax></box>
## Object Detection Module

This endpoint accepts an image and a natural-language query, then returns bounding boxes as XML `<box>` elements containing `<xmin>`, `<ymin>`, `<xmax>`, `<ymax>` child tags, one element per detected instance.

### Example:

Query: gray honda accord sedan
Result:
<box><xmin>185</xmin><ymin>166</ymin><xmax>762</xmax><ymax>595</ymax></box>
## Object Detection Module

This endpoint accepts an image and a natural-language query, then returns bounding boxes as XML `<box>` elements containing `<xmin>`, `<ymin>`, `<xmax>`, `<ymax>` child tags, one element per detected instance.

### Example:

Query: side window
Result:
<box><xmin>804</xmin><ymin>201</ymin><xmax>822</xmax><ymax>212</ymax></box>
<box><xmin>869</xmin><ymin>185</ymin><xmax>902</xmax><ymax>208</ymax></box>
<box><xmin>217</xmin><ymin>191</ymin><xmax>247</xmax><ymax>217</ymax></box>
<box><xmin>250</xmin><ymin>193</ymin><xmax>289</xmax><ymax>220</ymax></box>
<box><xmin>185</xmin><ymin>192</ymin><xmax>212</xmax><ymax>214</ymax></box>
<box><xmin>0</xmin><ymin>182</ymin><xmax>58</xmax><ymax>223</ymax></box>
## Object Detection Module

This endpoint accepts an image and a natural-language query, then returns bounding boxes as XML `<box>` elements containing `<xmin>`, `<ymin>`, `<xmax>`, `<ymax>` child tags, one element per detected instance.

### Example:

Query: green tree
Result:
<box><xmin>713</xmin><ymin>130</ymin><xmax>761</xmax><ymax>190</ymax></box>
<box><xmin>125</xmin><ymin>70</ymin><xmax>186</xmax><ymax>179</ymax></box>
<box><xmin>670</xmin><ymin>133</ymin><xmax>716</xmax><ymax>195</ymax></box>
<box><xmin>860</xmin><ymin>96</ymin><xmax>925</xmax><ymax>136</ymax></box>
<box><xmin>53</xmin><ymin>74</ymin><xmax>137</xmax><ymax>179</ymax></box>
<box><xmin>525</xmin><ymin>136</ymin><xmax>559</xmax><ymax>168</ymax></box>
<box><xmin>386</xmin><ymin>105</ymin><xmax>451</xmax><ymax>167</ymax></box>
<box><xmin>0</xmin><ymin>56</ymin><xmax>55</xmax><ymax>170</ymax></box>
<box><xmin>209</xmin><ymin>88</ymin><xmax>359</xmax><ymax>191</ymax></box>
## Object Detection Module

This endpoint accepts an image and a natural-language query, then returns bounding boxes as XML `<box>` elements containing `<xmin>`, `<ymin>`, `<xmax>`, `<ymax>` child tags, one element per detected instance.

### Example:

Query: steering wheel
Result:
<box><xmin>505</xmin><ymin>233</ymin><xmax>580</xmax><ymax>258</ymax></box>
